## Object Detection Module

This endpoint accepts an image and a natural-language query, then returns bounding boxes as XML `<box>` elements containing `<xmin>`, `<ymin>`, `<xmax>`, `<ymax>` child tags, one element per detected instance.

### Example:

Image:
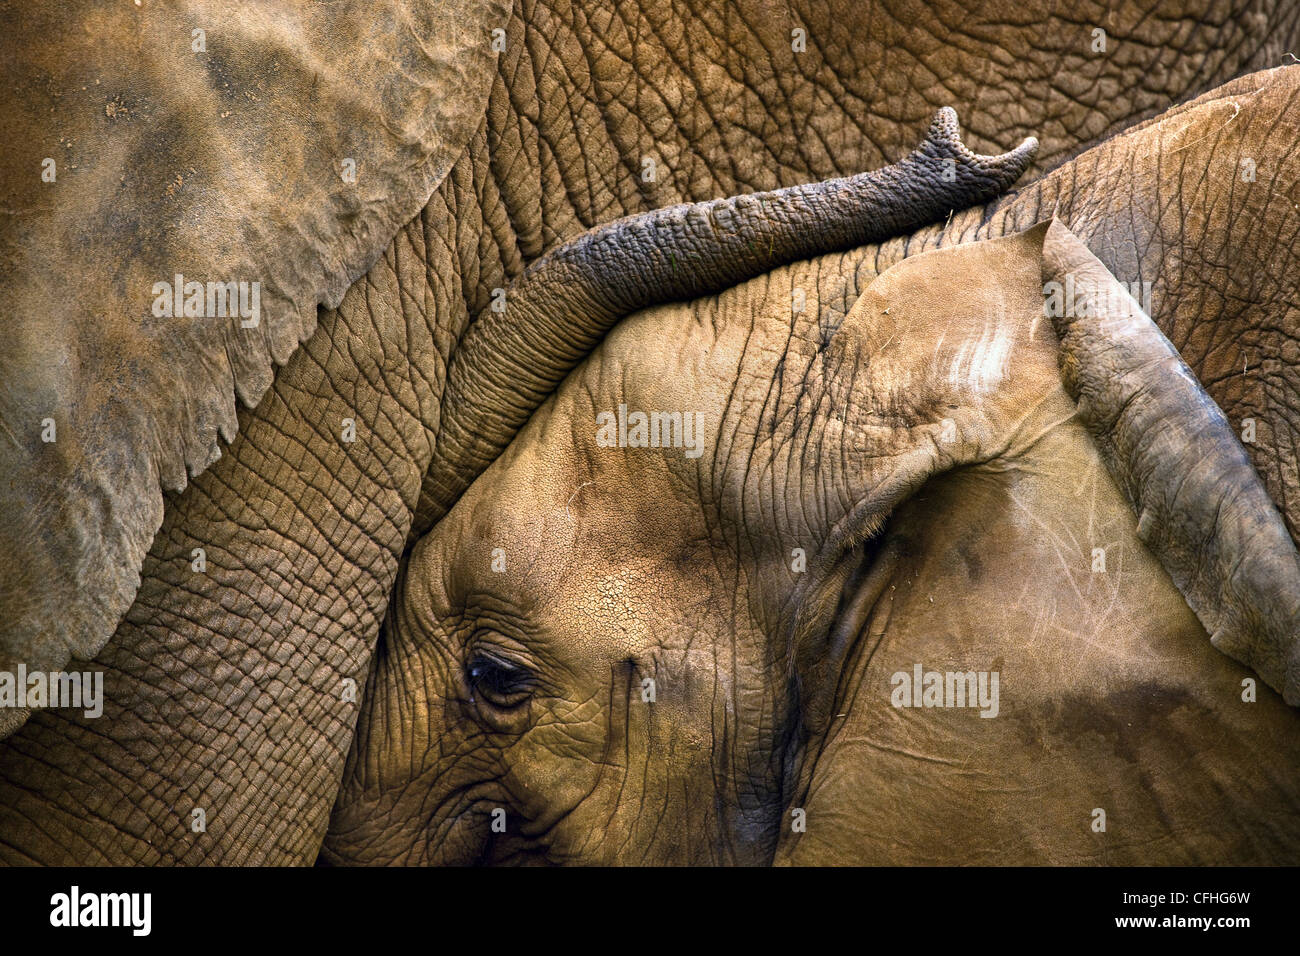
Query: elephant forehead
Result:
<box><xmin>448</xmin><ymin>411</ymin><xmax>711</xmax><ymax>595</ymax></box>
<box><xmin>560</xmin><ymin>563</ymin><xmax>713</xmax><ymax>654</ymax></box>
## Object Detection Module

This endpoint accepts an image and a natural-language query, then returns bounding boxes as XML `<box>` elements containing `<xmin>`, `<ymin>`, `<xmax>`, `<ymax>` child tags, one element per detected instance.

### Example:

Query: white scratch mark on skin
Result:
<box><xmin>948</xmin><ymin>321</ymin><xmax>1012</xmax><ymax>395</ymax></box>
<box><xmin>1164</xmin><ymin>87</ymin><xmax>1264</xmax><ymax>154</ymax></box>
<box><xmin>565</xmin><ymin>481</ymin><xmax>595</xmax><ymax>522</ymax></box>
<box><xmin>931</xmin><ymin>330</ymin><xmax>947</xmax><ymax>366</ymax></box>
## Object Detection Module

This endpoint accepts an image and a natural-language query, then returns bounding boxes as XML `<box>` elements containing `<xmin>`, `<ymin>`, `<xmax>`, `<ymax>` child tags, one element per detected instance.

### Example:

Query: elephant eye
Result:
<box><xmin>467</xmin><ymin>651</ymin><xmax>534</xmax><ymax>709</ymax></box>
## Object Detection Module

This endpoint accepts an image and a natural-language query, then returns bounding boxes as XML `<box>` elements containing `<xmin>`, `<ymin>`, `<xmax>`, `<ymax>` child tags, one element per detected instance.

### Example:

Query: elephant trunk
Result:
<box><xmin>1041</xmin><ymin>219</ymin><xmax>1300</xmax><ymax>704</ymax></box>
<box><xmin>423</xmin><ymin>109</ymin><xmax>1037</xmax><ymax>519</ymax></box>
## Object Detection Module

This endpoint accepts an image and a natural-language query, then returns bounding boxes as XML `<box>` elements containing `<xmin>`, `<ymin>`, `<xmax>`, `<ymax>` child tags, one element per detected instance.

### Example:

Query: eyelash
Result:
<box><xmin>466</xmin><ymin>648</ymin><xmax>534</xmax><ymax>708</ymax></box>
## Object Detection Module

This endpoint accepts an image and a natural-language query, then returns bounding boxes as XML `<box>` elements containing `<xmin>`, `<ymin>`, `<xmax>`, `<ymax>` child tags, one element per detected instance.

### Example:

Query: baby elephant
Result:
<box><xmin>324</xmin><ymin>117</ymin><xmax>1300</xmax><ymax>864</ymax></box>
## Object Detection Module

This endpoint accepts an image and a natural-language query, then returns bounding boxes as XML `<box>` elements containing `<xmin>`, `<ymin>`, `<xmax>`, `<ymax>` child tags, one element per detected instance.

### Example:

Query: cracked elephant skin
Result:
<box><xmin>1</xmin><ymin>1</ymin><xmax>1299</xmax><ymax>865</ymax></box>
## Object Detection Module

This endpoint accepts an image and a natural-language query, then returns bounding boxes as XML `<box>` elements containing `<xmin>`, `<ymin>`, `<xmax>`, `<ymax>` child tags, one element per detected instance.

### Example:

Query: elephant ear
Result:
<box><xmin>1037</xmin><ymin>219</ymin><xmax>1300</xmax><ymax>704</ymax></box>
<box><xmin>0</xmin><ymin>0</ymin><xmax>507</xmax><ymax>735</ymax></box>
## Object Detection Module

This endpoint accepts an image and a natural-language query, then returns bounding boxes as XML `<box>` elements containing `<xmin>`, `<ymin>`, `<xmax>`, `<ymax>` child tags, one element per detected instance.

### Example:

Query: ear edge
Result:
<box><xmin>1039</xmin><ymin>221</ymin><xmax>1300</xmax><ymax>705</ymax></box>
<box><xmin>0</xmin><ymin>1</ymin><xmax>508</xmax><ymax>738</ymax></box>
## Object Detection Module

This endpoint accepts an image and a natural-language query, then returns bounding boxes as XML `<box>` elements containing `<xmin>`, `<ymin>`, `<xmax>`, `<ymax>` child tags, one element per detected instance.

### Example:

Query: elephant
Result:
<box><xmin>325</xmin><ymin>219</ymin><xmax>1300</xmax><ymax>864</ymax></box>
<box><xmin>2</xmin><ymin>0</ymin><xmax>1299</xmax><ymax>865</ymax></box>
<box><xmin>322</xmin><ymin>74</ymin><xmax>1300</xmax><ymax>863</ymax></box>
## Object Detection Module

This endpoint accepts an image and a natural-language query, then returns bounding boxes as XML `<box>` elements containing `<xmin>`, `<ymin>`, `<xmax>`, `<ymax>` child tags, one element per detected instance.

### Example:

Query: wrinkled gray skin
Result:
<box><xmin>2</xmin><ymin>2</ymin><xmax>1299</xmax><ymax>865</ymax></box>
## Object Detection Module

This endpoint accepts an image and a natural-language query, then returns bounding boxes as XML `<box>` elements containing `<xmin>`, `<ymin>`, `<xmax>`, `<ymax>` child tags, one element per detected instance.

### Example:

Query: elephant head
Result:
<box><xmin>325</xmin><ymin>55</ymin><xmax>1300</xmax><ymax>861</ymax></box>
<box><xmin>324</xmin><ymin>213</ymin><xmax>1300</xmax><ymax>863</ymax></box>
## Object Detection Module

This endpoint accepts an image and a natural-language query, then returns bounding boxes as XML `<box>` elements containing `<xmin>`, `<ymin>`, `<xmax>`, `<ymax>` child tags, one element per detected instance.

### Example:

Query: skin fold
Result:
<box><xmin>2</xmin><ymin>2</ymin><xmax>1299</xmax><ymax>864</ymax></box>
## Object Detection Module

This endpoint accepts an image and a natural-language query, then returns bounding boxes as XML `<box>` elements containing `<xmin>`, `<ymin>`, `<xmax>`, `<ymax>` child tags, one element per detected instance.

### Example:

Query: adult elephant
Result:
<box><xmin>326</xmin><ymin>68</ymin><xmax>1300</xmax><ymax>864</ymax></box>
<box><xmin>1</xmin><ymin>1</ymin><xmax>1297</xmax><ymax>864</ymax></box>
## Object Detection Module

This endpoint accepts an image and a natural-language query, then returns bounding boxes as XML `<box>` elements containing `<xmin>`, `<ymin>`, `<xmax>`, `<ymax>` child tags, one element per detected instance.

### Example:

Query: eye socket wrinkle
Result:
<box><xmin>466</xmin><ymin>646</ymin><xmax>536</xmax><ymax>708</ymax></box>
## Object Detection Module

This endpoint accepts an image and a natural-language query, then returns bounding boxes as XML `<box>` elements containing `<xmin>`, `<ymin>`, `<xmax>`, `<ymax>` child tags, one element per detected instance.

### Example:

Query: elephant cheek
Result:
<box><xmin>424</xmin><ymin>804</ymin><xmax>495</xmax><ymax>866</ymax></box>
<box><xmin>325</xmin><ymin>769</ymin><xmax>498</xmax><ymax>866</ymax></box>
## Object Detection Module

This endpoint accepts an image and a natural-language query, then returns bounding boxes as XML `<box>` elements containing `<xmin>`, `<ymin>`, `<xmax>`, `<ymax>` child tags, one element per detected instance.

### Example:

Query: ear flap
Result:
<box><xmin>1040</xmin><ymin>218</ymin><xmax>1300</xmax><ymax>704</ymax></box>
<box><xmin>791</xmin><ymin>224</ymin><xmax>1060</xmax><ymax>736</ymax></box>
<box><xmin>0</xmin><ymin>0</ymin><xmax>507</xmax><ymax>735</ymax></box>
<box><xmin>794</xmin><ymin>221</ymin><xmax>1299</xmax><ymax>733</ymax></box>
